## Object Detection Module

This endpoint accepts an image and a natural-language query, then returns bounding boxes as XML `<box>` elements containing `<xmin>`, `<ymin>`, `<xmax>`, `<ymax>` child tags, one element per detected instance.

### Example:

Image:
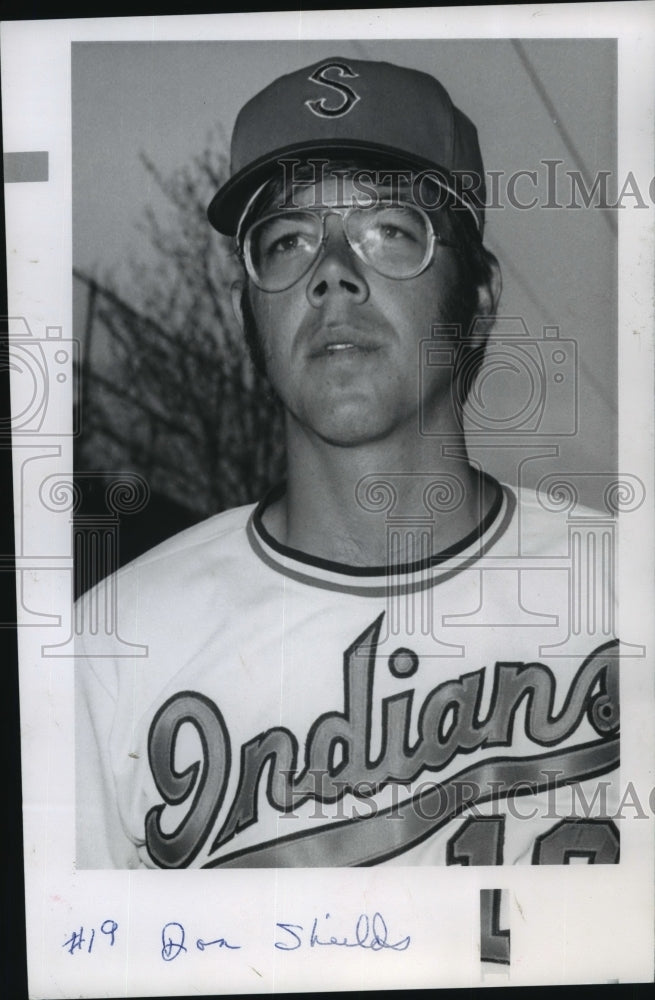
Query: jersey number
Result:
<box><xmin>446</xmin><ymin>815</ymin><xmax>620</xmax><ymax>866</ymax></box>
<box><xmin>447</xmin><ymin>816</ymin><xmax>620</xmax><ymax>965</ymax></box>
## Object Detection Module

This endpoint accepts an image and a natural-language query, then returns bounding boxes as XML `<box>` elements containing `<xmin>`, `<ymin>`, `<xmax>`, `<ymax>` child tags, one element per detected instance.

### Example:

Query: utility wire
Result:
<box><xmin>492</xmin><ymin>42</ymin><xmax>617</xmax><ymax>413</ymax></box>
<box><xmin>510</xmin><ymin>39</ymin><xmax>617</xmax><ymax>236</ymax></box>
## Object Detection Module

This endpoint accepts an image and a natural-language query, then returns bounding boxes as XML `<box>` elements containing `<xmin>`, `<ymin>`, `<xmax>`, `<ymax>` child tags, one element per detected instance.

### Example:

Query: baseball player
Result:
<box><xmin>76</xmin><ymin>57</ymin><xmax>620</xmax><ymax>877</ymax></box>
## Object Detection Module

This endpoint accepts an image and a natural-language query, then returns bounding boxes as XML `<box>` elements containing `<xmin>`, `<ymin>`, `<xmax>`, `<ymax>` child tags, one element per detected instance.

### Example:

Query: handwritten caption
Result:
<box><xmin>62</xmin><ymin>920</ymin><xmax>118</xmax><ymax>955</ymax></box>
<box><xmin>63</xmin><ymin>912</ymin><xmax>410</xmax><ymax>960</ymax></box>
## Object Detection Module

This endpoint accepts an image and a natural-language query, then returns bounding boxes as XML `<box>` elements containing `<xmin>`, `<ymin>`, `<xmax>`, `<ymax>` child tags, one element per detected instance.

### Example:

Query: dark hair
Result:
<box><xmin>237</xmin><ymin>158</ymin><xmax>499</xmax><ymax>407</ymax></box>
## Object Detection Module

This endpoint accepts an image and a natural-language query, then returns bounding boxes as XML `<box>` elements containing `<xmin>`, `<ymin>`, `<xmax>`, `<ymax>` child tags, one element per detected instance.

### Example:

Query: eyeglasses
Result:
<box><xmin>241</xmin><ymin>202</ymin><xmax>458</xmax><ymax>292</ymax></box>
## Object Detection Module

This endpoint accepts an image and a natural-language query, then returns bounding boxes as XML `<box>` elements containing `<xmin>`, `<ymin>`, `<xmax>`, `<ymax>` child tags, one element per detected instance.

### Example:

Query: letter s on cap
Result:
<box><xmin>305</xmin><ymin>61</ymin><xmax>361</xmax><ymax>119</ymax></box>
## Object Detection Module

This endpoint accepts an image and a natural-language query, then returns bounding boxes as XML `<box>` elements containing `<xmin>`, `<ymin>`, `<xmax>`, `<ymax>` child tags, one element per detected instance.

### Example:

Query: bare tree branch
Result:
<box><xmin>75</xmin><ymin>128</ymin><xmax>285</xmax><ymax>520</ymax></box>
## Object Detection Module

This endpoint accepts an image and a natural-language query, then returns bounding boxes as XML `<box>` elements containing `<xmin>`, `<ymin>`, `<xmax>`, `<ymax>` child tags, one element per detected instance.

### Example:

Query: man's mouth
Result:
<box><xmin>312</xmin><ymin>339</ymin><xmax>381</xmax><ymax>357</ymax></box>
<box><xmin>302</xmin><ymin>316</ymin><xmax>385</xmax><ymax>358</ymax></box>
<box><xmin>326</xmin><ymin>343</ymin><xmax>354</xmax><ymax>352</ymax></box>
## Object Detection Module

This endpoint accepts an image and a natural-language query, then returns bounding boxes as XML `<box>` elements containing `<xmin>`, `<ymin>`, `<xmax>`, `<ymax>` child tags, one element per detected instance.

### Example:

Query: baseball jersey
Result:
<box><xmin>75</xmin><ymin>477</ymin><xmax>620</xmax><ymax>869</ymax></box>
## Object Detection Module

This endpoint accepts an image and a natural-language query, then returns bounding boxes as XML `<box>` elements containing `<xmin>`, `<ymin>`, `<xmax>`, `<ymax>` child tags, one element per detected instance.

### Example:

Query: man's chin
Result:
<box><xmin>302</xmin><ymin>414</ymin><xmax>402</xmax><ymax>450</ymax></box>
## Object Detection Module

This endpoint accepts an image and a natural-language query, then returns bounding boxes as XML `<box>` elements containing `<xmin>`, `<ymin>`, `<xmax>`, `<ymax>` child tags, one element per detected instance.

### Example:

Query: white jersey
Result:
<box><xmin>75</xmin><ymin>479</ymin><xmax>620</xmax><ymax>870</ymax></box>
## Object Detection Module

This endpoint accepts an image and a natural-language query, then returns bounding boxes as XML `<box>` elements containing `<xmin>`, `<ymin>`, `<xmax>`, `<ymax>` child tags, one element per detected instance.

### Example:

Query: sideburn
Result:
<box><xmin>240</xmin><ymin>287</ymin><xmax>270</xmax><ymax>379</ymax></box>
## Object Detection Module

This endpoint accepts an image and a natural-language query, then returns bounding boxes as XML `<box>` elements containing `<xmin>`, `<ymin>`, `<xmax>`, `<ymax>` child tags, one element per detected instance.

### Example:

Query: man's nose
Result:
<box><xmin>305</xmin><ymin>216</ymin><xmax>369</xmax><ymax>307</ymax></box>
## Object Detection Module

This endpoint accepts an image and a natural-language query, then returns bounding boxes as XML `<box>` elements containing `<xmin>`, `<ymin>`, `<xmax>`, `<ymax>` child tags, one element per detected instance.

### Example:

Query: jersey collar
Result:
<box><xmin>247</xmin><ymin>474</ymin><xmax>515</xmax><ymax>596</ymax></box>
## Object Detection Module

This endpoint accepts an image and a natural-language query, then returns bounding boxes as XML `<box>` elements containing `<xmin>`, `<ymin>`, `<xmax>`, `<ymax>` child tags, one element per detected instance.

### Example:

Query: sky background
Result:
<box><xmin>72</xmin><ymin>37</ymin><xmax>617</xmax><ymax>504</ymax></box>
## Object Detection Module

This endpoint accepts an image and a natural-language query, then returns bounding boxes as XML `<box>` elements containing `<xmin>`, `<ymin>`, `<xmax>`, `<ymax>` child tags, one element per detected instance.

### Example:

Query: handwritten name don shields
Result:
<box><xmin>62</xmin><ymin>912</ymin><xmax>411</xmax><ymax>961</ymax></box>
<box><xmin>160</xmin><ymin>912</ymin><xmax>411</xmax><ymax>960</ymax></box>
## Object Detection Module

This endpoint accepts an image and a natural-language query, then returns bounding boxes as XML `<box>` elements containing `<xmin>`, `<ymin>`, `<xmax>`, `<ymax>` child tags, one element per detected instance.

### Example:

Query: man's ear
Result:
<box><xmin>231</xmin><ymin>280</ymin><xmax>245</xmax><ymax>332</ymax></box>
<box><xmin>477</xmin><ymin>251</ymin><xmax>502</xmax><ymax>319</ymax></box>
<box><xmin>471</xmin><ymin>251</ymin><xmax>501</xmax><ymax>340</ymax></box>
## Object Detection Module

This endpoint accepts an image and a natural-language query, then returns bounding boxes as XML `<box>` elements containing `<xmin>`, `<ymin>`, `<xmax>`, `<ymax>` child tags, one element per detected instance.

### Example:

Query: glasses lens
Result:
<box><xmin>346</xmin><ymin>204</ymin><xmax>431</xmax><ymax>277</ymax></box>
<box><xmin>247</xmin><ymin>212</ymin><xmax>322</xmax><ymax>290</ymax></box>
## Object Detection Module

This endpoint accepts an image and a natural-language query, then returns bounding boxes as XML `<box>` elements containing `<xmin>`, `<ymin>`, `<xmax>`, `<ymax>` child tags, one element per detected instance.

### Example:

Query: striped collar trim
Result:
<box><xmin>247</xmin><ymin>477</ymin><xmax>515</xmax><ymax>596</ymax></box>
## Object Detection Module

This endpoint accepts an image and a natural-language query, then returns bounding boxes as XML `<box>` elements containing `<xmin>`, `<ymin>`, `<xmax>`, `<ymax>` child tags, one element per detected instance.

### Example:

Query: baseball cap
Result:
<box><xmin>207</xmin><ymin>56</ymin><xmax>486</xmax><ymax>236</ymax></box>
